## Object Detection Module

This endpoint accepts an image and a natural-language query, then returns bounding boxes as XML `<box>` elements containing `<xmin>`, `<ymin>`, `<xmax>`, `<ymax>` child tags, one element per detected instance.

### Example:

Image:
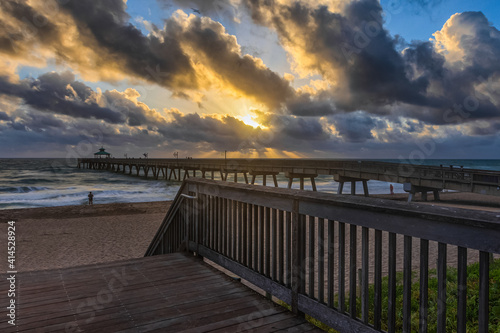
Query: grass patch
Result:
<box><xmin>276</xmin><ymin>258</ymin><xmax>500</xmax><ymax>332</ymax></box>
<box><xmin>347</xmin><ymin>258</ymin><xmax>500</xmax><ymax>332</ymax></box>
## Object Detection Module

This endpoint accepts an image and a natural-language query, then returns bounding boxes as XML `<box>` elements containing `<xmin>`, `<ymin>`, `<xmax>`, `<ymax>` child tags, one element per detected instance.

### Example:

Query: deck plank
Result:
<box><xmin>1</xmin><ymin>253</ymin><xmax>323</xmax><ymax>332</ymax></box>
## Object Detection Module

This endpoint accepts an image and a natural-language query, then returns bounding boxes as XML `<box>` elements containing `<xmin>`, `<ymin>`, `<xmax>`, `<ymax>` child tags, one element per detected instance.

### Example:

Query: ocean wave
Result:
<box><xmin>0</xmin><ymin>186</ymin><xmax>51</xmax><ymax>193</ymax></box>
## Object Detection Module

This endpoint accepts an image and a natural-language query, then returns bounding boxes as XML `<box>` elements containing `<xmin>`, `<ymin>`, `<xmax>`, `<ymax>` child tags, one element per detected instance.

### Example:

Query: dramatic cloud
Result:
<box><xmin>165</xmin><ymin>11</ymin><xmax>295</xmax><ymax>109</ymax></box>
<box><xmin>0</xmin><ymin>0</ymin><xmax>499</xmax><ymax>158</ymax></box>
<box><xmin>0</xmin><ymin>70</ymin><xmax>301</xmax><ymax>155</ymax></box>
<box><xmin>0</xmin><ymin>111</ymin><xmax>10</xmax><ymax>121</ymax></box>
<box><xmin>59</xmin><ymin>0</ymin><xmax>198</xmax><ymax>88</ymax></box>
<box><xmin>0</xmin><ymin>71</ymin><xmax>124</xmax><ymax>123</ymax></box>
<box><xmin>243</xmin><ymin>0</ymin><xmax>430</xmax><ymax>111</ymax></box>
<box><xmin>242</xmin><ymin>0</ymin><xmax>500</xmax><ymax>126</ymax></box>
<box><xmin>0</xmin><ymin>0</ymin><xmax>295</xmax><ymax>110</ymax></box>
<box><xmin>330</xmin><ymin>112</ymin><xmax>383</xmax><ymax>143</ymax></box>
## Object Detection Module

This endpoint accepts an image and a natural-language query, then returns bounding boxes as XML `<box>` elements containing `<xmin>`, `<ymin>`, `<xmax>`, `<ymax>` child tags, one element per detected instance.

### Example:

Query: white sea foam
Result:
<box><xmin>0</xmin><ymin>158</ymin><xmax>498</xmax><ymax>209</ymax></box>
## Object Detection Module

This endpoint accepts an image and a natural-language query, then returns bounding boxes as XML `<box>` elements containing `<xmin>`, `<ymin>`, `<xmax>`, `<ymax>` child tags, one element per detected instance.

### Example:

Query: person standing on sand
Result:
<box><xmin>88</xmin><ymin>191</ymin><xmax>94</xmax><ymax>205</ymax></box>
<box><xmin>390</xmin><ymin>184</ymin><xmax>394</xmax><ymax>195</ymax></box>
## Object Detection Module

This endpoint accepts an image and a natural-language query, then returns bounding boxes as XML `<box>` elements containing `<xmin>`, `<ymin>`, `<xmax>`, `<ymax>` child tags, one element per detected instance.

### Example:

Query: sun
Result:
<box><xmin>240</xmin><ymin>114</ymin><xmax>264</xmax><ymax>128</ymax></box>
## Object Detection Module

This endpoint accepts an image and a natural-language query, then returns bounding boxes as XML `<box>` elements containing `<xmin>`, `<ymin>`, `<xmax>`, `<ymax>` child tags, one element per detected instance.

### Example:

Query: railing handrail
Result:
<box><xmin>186</xmin><ymin>177</ymin><xmax>499</xmax><ymax>219</ymax></box>
<box><xmin>78</xmin><ymin>157</ymin><xmax>500</xmax><ymax>176</ymax></box>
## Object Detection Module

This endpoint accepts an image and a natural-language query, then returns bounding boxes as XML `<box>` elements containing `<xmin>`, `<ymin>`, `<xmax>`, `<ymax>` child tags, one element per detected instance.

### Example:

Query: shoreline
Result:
<box><xmin>2</xmin><ymin>189</ymin><xmax>499</xmax><ymax>219</ymax></box>
<box><xmin>0</xmin><ymin>200</ymin><xmax>171</xmax><ymax>222</ymax></box>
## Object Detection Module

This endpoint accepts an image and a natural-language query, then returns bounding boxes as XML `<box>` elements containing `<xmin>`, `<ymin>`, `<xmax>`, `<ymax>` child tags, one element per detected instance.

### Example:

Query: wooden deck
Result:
<box><xmin>0</xmin><ymin>253</ymin><xmax>323</xmax><ymax>332</ymax></box>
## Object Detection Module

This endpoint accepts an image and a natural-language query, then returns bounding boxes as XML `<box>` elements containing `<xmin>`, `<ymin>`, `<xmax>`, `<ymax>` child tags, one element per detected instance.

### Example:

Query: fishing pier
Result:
<box><xmin>78</xmin><ymin>158</ymin><xmax>500</xmax><ymax>200</ymax></box>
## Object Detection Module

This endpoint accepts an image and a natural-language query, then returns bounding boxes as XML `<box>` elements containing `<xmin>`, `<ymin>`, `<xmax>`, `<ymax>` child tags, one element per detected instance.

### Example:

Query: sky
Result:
<box><xmin>0</xmin><ymin>0</ymin><xmax>500</xmax><ymax>160</ymax></box>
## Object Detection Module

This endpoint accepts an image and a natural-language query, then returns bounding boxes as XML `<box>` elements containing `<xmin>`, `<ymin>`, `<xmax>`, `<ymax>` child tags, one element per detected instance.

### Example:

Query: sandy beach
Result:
<box><xmin>0</xmin><ymin>201</ymin><xmax>170</xmax><ymax>272</ymax></box>
<box><xmin>0</xmin><ymin>191</ymin><xmax>499</xmax><ymax>274</ymax></box>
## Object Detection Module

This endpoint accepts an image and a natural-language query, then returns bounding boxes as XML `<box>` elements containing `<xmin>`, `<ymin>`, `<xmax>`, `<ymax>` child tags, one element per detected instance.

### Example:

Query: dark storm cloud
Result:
<box><xmin>6</xmin><ymin>111</ymin><xmax>65</xmax><ymax>132</ymax></box>
<box><xmin>157</xmin><ymin>111</ymin><xmax>258</xmax><ymax>150</ymax></box>
<box><xmin>0</xmin><ymin>71</ymin><xmax>170</xmax><ymax>127</ymax></box>
<box><xmin>0</xmin><ymin>0</ymin><xmax>60</xmax><ymax>56</ymax></box>
<box><xmin>242</xmin><ymin>1</ymin><xmax>500</xmax><ymax>126</ymax></box>
<box><xmin>469</xmin><ymin>122</ymin><xmax>500</xmax><ymax>136</ymax></box>
<box><xmin>0</xmin><ymin>111</ymin><xmax>10</xmax><ymax>121</ymax></box>
<box><xmin>0</xmin><ymin>73</ymin><xmax>123</xmax><ymax>123</ymax></box>
<box><xmin>399</xmin><ymin>12</ymin><xmax>500</xmax><ymax>124</ymax></box>
<box><xmin>330</xmin><ymin>112</ymin><xmax>385</xmax><ymax>143</ymax></box>
<box><xmin>257</xmin><ymin>113</ymin><xmax>330</xmax><ymax>141</ymax></box>
<box><xmin>403</xmin><ymin>41</ymin><xmax>446</xmax><ymax>81</ymax></box>
<box><xmin>59</xmin><ymin>0</ymin><xmax>198</xmax><ymax>89</ymax></box>
<box><xmin>243</xmin><ymin>0</ymin><xmax>431</xmax><ymax>110</ymax></box>
<box><xmin>0</xmin><ymin>71</ymin><xmax>125</xmax><ymax>123</ymax></box>
<box><xmin>286</xmin><ymin>93</ymin><xmax>337</xmax><ymax>117</ymax></box>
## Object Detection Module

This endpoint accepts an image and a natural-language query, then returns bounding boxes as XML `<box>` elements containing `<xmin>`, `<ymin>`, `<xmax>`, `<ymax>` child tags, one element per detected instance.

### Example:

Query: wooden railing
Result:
<box><xmin>145</xmin><ymin>178</ymin><xmax>500</xmax><ymax>333</ymax></box>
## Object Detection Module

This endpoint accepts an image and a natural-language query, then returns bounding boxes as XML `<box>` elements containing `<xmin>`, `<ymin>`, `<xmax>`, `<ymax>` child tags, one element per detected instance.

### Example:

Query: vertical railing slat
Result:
<box><xmin>217</xmin><ymin>197</ymin><xmax>221</xmax><ymax>253</ymax></box>
<box><xmin>223</xmin><ymin>198</ymin><xmax>228</xmax><ymax>256</ymax></box>
<box><xmin>253</xmin><ymin>204</ymin><xmax>259</xmax><ymax>271</ymax></box>
<box><xmin>286</xmin><ymin>211</ymin><xmax>292</xmax><ymax>288</ymax></box>
<box><xmin>237</xmin><ymin>201</ymin><xmax>242</xmax><ymax>261</ymax></box>
<box><xmin>388</xmin><ymin>232</ymin><xmax>397</xmax><ymax>333</ymax></box>
<box><xmin>374</xmin><ymin>229</ymin><xmax>382</xmax><ymax>330</ymax></box>
<box><xmin>403</xmin><ymin>235</ymin><xmax>412</xmax><ymax>333</ymax></box>
<box><xmin>265</xmin><ymin>207</ymin><xmax>271</xmax><ymax>277</ymax></box>
<box><xmin>278</xmin><ymin>210</ymin><xmax>284</xmax><ymax>284</ymax></box>
<box><xmin>437</xmin><ymin>242</ymin><xmax>447</xmax><ymax>333</ymax></box>
<box><xmin>272</xmin><ymin>208</ymin><xmax>277</xmax><ymax>280</ymax></box>
<box><xmin>204</xmin><ymin>194</ymin><xmax>208</xmax><ymax>247</ymax></box>
<box><xmin>479</xmin><ymin>251</ymin><xmax>490</xmax><ymax>333</ymax></box>
<box><xmin>362</xmin><ymin>227</ymin><xmax>369</xmax><ymax>324</ymax></box>
<box><xmin>349</xmin><ymin>224</ymin><xmax>357</xmax><ymax>319</ymax></box>
<box><xmin>259</xmin><ymin>206</ymin><xmax>264</xmax><ymax>274</ymax></box>
<box><xmin>232</xmin><ymin>200</ymin><xmax>237</xmax><ymax>260</ymax></box>
<box><xmin>300</xmin><ymin>214</ymin><xmax>306</xmax><ymax>294</ymax></box>
<box><xmin>241</xmin><ymin>202</ymin><xmax>247</xmax><ymax>266</ymax></box>
<box><xmin>338</xmin><ymin>222</ymin><xmax>346</xmax><ymax>313</ymax></box>
<box><xmin>228</xmin><ymin>199</ymin><xmax>232</xmax><ymax>258</ymax></box>
<box><xmin>309</xmin><ymin>216</ymin><xmax>315</xmax><ymax>298</ymax></box>
<box><xmin>318</xmin><ymin>218</ymin><xmax>325</xmax><ymax>304</ymax></box>
<box><xmin>213</xmin><ymin>196</ymin><xmax>217</xmax><ymax>251</ymax></box>
<box><xmin>209</xmin><ymin>196</ymin><xmax>213</xmax><ymax>249</ymax></box>
<box><xmin>291</xmin><ymin>199</ymin><xmax>300</xmax><ymax>314</ymax></box>
<box><xmin>419</xmin><ymin>239</ymin><xmax>429</xmax><ymax>333</ymax></box>
<box><xmin>457</xmin><ymin>246</ymin><xmax>467</xmax><ymax>333</ymax></box>
<box><xmin>327</xmin><ymin>220</ymin><xmax>335</xmax><ymax>308</ymax></box>
<box><xmin>247</xmin><ymin>203</ymin><xmax>253</xmax><ymax>268</ymax></box>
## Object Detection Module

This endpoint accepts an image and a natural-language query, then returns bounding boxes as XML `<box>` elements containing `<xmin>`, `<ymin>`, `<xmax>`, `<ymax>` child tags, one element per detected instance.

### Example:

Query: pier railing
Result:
<box><xmin>79</xmin><ymin>158</ymin><xmax>500</xmax><ymax>196</ymax></box>
<box><xmin>147</xmin><ymin>178</ymin><xmax>500</xmax><ymax>332</ymax></box>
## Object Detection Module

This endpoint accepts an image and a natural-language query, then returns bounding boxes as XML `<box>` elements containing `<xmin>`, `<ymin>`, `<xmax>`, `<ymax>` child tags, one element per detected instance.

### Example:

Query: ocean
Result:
<box><xmin>0</xmin><ymin>158</ymin><xmax>498</xmax><ymax>210</ymax></box>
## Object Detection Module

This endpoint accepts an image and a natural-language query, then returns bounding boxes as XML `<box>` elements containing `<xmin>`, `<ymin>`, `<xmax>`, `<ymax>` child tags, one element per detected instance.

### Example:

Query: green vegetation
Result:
<box><xmin>276</xmin><ymin>258</ymin><xmax>500</xmax><ymax>332</ymax></box>
<box><xmin>349</xmin><ymin>258</ymin><xmax>500</xmax><ymax>332</ymax></box>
